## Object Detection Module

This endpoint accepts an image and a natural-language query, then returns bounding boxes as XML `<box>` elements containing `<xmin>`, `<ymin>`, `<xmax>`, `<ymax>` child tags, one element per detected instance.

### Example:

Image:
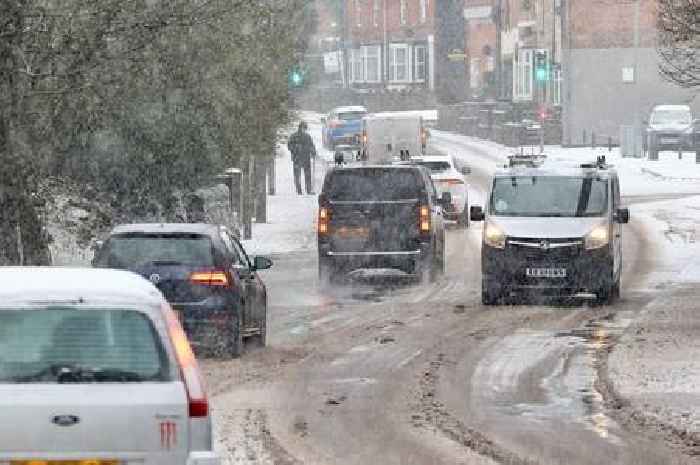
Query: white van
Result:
<box><xmin>359</xmin><ymin>113</ymin><xmax>428</xmax><ymax>164</ymax></box>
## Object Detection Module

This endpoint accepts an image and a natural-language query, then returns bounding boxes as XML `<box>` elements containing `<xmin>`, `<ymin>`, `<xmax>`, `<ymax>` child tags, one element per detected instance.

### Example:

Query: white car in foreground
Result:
<box><xmin>411</xmin><ymin>154</ymin><xmax>470</xmax><ymax>227</ymax></box>
<box><xmin>0</xmin><ymin>267</ymin><xmax>220</xmax><ymax>465</ymax></box>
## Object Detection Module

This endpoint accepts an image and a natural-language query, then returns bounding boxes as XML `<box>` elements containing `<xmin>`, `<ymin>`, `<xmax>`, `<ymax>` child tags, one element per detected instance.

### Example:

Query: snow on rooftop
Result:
<box><xmin>0</xmin><ymin>267</ymin><xmax>164</xmax><ymax>306</ymax></box>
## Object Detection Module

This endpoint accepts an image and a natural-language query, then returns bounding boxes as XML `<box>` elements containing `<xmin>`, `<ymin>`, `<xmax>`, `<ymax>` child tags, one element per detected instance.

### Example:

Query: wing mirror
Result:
<box><xmin>334</xmin><ymin>151</ymin><xmax>345</xmax><ymax>165</ymax></box>
<box><xmin>253</xmin><ymin>256</ymin><xmax>274</xmax><ymax>271</ymax></box>
<box><xmin>460</xmin><ymin>166</ymin><xmax>471</xmax><ymax>175</ymax></box>
<box><xmin>470</xmin><ymin>205</ymin><xmax>485</xmax><ymax>222</ymax></box>
<box><xmin>615</xmin><ymin>208</ymin><xmax>630</xmax><ymax>224</ymax></box>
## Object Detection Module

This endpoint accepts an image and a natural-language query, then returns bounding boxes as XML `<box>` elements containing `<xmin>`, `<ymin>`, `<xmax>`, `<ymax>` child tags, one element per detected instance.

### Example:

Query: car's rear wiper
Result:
<box><xmin>10</xmin><ymin>365</ymin><xmax>150</xmax><ymax>383</ymax></box>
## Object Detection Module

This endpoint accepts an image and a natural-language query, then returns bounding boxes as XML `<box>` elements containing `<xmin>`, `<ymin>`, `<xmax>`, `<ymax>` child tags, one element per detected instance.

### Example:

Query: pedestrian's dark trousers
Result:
<box><xmin>293</xmin><ymin>160</ymin><xmax>313</xmax><ymax>194</ymax></box>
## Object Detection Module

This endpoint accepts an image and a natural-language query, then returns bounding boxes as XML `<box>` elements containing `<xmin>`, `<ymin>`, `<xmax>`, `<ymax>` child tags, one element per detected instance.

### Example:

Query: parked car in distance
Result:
<box><xmin>646</xmin><ymin>104</ymin><xmax>694</xmax><ymax>158</ymax></box>
<box><xmin>322</xmin><ymin>106</ymin><xmax>368</xmax><ymax>150</ymax></box>
<box><xmin>93</xmin><ymin>223</ymin><xmax>273</xmax><ymax>357</ymax></box>
<box><xmin>318</xmin><ymin>164</ymin><xmax>448</xmax><ymax>284</ymax></box>
<box><xmin>411</xmin><ymin>154</ymin><xmax>470</xmax><ymax>227</ymax></box>
<box><xmin>0</xmin><ymin>267</ymin><xmax>220</xmax><ymax>465</ymax></box>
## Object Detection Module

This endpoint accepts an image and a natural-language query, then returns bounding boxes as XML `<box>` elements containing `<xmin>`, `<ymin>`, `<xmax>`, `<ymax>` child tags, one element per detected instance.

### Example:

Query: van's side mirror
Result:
<box><xmin>615</xmin><ymin>208</ymin><xmax>630</xmax><ymax>224</ymax></box>
<box><xmin>440</xmin><ymin>191</ymin><xmax>452</xmax><ymax>206</ymax></box>
<box><xmin>253</xmin><ymin>256</ymin><xmax>273</xmax><ymax>271</ymax></box>
<box><xmin>460</xmin><ymin>166</ymin><xmax>471</xmax><ymax>175</ymax></box>
<box><xmin>334</xmin><ymin>151</ymin><xmax>344</xmax><ymax>165</ymax></box>
<box><xmin>470</xmin><ymin>206</ymin><xmax>485</xmax><ymax>222</ymax></box>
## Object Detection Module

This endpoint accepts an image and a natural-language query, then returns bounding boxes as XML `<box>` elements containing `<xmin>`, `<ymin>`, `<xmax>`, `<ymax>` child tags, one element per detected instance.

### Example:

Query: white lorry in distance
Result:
<box><xmin>359</xmin><ymin>113</ymin><xmax>429</xmax><ymax>164</ymax></box>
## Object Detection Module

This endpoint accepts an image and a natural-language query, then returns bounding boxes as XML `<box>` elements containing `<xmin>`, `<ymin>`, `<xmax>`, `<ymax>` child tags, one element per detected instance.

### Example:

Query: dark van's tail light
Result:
<box><xmin>164</xmin><ymin>305</ymin><xmax>209</xmax><ymax>417</ymax></box>
<box><xmin>419</xmin><ymin>205</ymin><xmax>431</xmax><ymax>236</ymax></box>
<box><xmin>318</xmin><ymin>206</ymin><xmax>330</xmax><ymax>235</ymax></box>
<box><xmin>189</xmin><ymin>270</ymin><xmax>231</xmax><ymax>287</ymax></box>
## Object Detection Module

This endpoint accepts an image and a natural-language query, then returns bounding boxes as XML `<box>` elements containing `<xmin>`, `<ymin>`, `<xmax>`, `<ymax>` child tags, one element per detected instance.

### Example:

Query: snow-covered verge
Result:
<box><xmin>607</xmin><ymin>195</ymin><xmax>700</xmax><ymax>446</ymax></box>
<box><xmin>431</xmin><ymin>130</ymin><xmax>700</xmax><ymax>197</ymax></box>
<box><xmin>42</xmin><ymin>180</ymin><xmax>114</xmax><ymax>266</ymax></box>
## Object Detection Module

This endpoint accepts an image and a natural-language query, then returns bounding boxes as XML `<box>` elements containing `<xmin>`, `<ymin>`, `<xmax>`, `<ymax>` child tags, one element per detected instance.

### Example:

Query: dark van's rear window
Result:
<box><xmin>325</xmin><ymin>169</ymin><xmax>423</xmax><ymax>202</ymax></box>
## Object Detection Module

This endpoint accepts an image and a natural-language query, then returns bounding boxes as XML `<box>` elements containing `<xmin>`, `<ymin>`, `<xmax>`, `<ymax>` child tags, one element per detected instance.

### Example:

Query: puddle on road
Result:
<box><xmin>545</xmin><ymin>312</ymin><xmax>635</xmax><ymax>445</ymax></box>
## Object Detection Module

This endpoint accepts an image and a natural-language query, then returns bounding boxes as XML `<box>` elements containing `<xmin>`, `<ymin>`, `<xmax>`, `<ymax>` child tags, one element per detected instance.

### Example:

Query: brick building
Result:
<box><xmin>463</xmin><ymin>0</ymin><xmax>696</xmax><ymax>145</ymax></box>
<box><xmin>344</xmin><ymin>0</ymin><xmax>437</xmax><ymax>90</ymax></box>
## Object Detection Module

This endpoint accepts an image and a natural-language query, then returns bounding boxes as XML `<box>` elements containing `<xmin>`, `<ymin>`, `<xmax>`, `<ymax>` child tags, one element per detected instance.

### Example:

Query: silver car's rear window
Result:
<box><xmin>0</xmin><ymin>308</ymin><xmax>172</xmax><ymax>384</ymax></box>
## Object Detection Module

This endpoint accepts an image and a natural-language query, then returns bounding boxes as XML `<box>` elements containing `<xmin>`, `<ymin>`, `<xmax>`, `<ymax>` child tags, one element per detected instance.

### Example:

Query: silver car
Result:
<box><xmin>0</xmin><ymin>267</ymin><xmax>220</xmax><ymax>465</ymax></box>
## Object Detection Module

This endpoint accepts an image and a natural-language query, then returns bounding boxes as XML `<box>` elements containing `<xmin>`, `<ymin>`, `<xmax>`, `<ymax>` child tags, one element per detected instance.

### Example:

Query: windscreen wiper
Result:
<box><xmin>10</xmin><ymin>364</ymin><xmax>149</xmax><ymax>383</ymax></box>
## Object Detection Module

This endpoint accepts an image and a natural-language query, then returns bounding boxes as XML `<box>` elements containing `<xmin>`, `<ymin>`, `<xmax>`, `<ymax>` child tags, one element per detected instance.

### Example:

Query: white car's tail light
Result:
<box><xmin>164</xmin><ymin>304</ymin><xmax>209</xmax><ymax>417</ymax></box>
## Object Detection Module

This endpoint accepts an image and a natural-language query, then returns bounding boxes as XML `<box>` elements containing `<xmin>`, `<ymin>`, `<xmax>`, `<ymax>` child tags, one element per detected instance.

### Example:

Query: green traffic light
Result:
<box><xmin>535</xmin><ymin>67</ymin><xmax>549</xmax><ymax>82</ymax></box>
<box><xmin>291</xmin><ymin>71</ymin><xmax>303</xmax><ymax>86</ymax></box>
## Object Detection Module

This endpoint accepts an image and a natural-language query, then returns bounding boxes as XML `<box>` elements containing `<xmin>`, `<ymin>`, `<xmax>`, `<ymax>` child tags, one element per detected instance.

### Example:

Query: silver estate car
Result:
<box><xmin>0</xmin><ymin>267</ymin><xmax>220</xmax><ymax>465</ymax></box>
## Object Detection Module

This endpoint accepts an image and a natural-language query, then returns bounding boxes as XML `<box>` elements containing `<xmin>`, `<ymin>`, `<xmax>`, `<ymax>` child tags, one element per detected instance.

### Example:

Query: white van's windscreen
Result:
<box><xmin>490</xmin><ymin>176</ymin><xmax>608</xmax><ymax>217</ymax></box>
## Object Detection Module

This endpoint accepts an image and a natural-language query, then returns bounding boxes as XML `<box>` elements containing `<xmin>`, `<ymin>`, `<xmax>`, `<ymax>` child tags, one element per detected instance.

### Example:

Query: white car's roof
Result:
<box><xmin>332</xmin><ymin>106</ymin><xmax>367</xmax><ymax>114</ymax></box>
<box><xmin>652</xmin><ymin>105</ymin><xmax>691</xmax><ymax>112</ymax></box>
<box><xmin>0</xmin><ymin>267</ymin><xmax>165</xmax><ymax>307</ymax></box>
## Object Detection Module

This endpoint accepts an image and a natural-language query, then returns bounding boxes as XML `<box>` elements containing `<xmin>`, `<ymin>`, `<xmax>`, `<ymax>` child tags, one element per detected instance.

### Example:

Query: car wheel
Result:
<box><xmin>648</xmin><ymin>143</ymin><xmax>659</xmax><ymax>161</ymax></box>
<box><xmin>319</xmin><ymin>257</ymin><xmax>338</xmax><ymax>288</ymax></box>
<box><xmin>482</xmin><ymin>279</ymin><xmax>501</xmax><ymax>306</ymax></box>
<box><xmin>457</xmin><ymin>204</ymin><xmax>470</xmax><ymax>228</ymax></box>
<box><xmin>248</xmin><ymin>300</ymin><xmax>267</xmax><ymax>348</ymax></box>
<box><xmin>217</xmin><ymin>314</ymin><xmax>243</xmax><ymax>358</ymax></box>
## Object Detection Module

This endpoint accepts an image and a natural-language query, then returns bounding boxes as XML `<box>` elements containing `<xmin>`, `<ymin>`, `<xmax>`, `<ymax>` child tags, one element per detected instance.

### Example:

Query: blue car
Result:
<box><xmin>322</xmin><ymin>106</ymin><xmax>368</xmax><ymax>149</ymax></box>
<box><xmin>92</xmin><ymin>223</ymin><xmax>273</xmax><ymax>358</ymax></box>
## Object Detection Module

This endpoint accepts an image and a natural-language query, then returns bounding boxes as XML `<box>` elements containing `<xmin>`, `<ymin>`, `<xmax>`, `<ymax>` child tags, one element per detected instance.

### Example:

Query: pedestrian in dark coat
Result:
<box><xmin>287</xmin><ymin>121</ymin><xmax>317</xmax><ymax>195</ymax></box>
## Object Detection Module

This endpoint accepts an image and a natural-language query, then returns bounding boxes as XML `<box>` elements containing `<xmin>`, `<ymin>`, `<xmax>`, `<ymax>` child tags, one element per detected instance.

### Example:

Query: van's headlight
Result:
<box><xmin>584</xmin><ymin>225</ymin><xmax>609</xmax><ymax>250</ymax></box>
<box><xmin>484</xmin><ymin>222</ymin><xmax>506</xmax><ymax>249</ymax></box>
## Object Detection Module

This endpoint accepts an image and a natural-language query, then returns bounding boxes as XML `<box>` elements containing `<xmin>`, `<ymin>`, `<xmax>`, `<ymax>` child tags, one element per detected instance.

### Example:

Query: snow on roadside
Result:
<box><xmin>431</xmin><ymin>130</ymin><xmax>700</xmax><ymax>197</ymax></box>
<box><xmin>608</xmin><ymin>195</ymin><xmax>700</xmax><ymax>438</ymax></box>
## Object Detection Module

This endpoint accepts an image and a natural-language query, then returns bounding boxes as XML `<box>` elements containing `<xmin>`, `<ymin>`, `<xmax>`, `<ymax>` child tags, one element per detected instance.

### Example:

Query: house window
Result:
<box><xmin>400</xmin><ymin>0</ymin><xmax>408</xmax><ymax>25</ymax></box>
<box><xmin>373</xmin><ymin>0</ymin><xmax>381</xmax><ymax>27</ymax></box>
<box><xmin>390</xmin><ymin>44</ymin><xmax>410</xmax><ymax>82</ymax></box>
<box><xmin>351</xmin><ymin>46</ymin><xmax>382</xmax><ymax>83</ymax></box>
<box><xmin>552</xmin><ymin>66</ymin><xmax>562</xmax><ymax>105</ymax></box>
<box><xmin>470</xmin><ymin>58</ymin><xmax>481</xmax><ymax>89</ymax></box>
<box><xmin>414</xmin><ymin>45</ymin><xmax>427</xmax><ymax>82</ymax></box>
<box><xmin>420</xmin><ymin>0</ymin><xmax>427</xmax><ymax>23</ymax></box>
<box><xmin>514</xmin><ymin>48</ymin><xmax>533</xmax><ymax>101</ymax></box>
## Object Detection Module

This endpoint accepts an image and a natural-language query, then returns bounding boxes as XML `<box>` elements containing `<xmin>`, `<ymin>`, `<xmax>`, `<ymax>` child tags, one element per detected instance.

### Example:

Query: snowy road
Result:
<box><xmin>203</xmin><ymin>124</ymin><xmax>700</xmax><ymax>464</ymax></box>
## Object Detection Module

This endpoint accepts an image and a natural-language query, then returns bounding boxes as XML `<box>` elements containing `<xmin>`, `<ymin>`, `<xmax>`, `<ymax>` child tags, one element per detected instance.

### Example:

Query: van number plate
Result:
<box><xmin>526</xmin><ymin>268</ymin><xmax>567</xmax><ymax>278</ymax></box>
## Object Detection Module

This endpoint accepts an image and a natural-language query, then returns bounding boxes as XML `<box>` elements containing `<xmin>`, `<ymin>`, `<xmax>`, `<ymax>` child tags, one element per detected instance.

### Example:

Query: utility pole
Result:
<box><xmin>340</xmin><ymin>0</ymin><xmax>348</xmax><ymax>88</ymax></box>
<box><xmin>495</xmin><ymin>0</ymin><xmax>503</xmax><ymax>99</ymax></box>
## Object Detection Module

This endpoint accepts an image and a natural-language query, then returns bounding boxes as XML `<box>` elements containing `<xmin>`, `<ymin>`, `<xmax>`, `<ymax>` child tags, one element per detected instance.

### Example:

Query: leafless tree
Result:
<box><xmin>657</xmin><ymin>0</ymin><xmax>699</xmax><ymax>88</ymax></box>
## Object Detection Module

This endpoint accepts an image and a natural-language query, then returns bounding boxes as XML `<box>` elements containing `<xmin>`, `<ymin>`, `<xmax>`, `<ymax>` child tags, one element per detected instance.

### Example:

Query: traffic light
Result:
<box><xmin>535</xmin><ymin>51</ymin><xmax>549</xmax><ymax>82</ymax></box>
<box><xmin>288</xmin><ymin>66</ymin><xmax>306</xmax><ymax>88</ymax></box>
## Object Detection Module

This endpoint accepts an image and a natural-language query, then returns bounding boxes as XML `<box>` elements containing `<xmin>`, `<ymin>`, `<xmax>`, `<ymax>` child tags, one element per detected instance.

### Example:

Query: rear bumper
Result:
<box><xmin>171</xmin><ymin>299</ymin><xmax>238</xmax><ymax>349</ymax></box>
<box><xmin>188</xmin><ymin>451</ymin><xmax>221</xmax><ymax>465</ymax></box>
<box><xmin>320</xmin><ymin>246</ymin><xmax>428</xmax><ymax>273</ymax></box>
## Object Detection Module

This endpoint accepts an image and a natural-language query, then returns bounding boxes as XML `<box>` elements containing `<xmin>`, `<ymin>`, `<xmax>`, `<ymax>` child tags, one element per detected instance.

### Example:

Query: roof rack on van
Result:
<box><xmin>580</xmin><ymin>155</ymin><xmax>610</xmax><ymax>170</ymax></box>
<box><xmin>506</xmin><ymin>154</ymin><xmax>547</xmax><ymax>168</ymax></box>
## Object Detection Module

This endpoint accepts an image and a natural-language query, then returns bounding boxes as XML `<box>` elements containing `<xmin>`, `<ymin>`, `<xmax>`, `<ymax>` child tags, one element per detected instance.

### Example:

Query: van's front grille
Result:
<box><xmin>506</xmin><ymin>237</ymin><xmax>582</xmax><ymax>262</ymax></box>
